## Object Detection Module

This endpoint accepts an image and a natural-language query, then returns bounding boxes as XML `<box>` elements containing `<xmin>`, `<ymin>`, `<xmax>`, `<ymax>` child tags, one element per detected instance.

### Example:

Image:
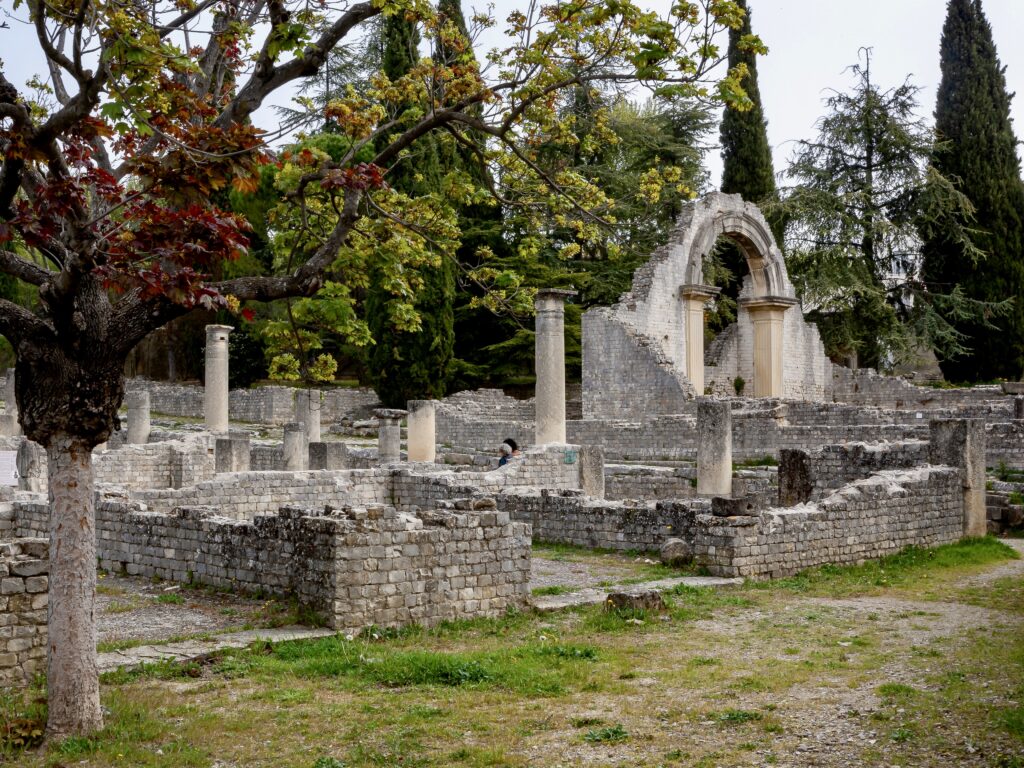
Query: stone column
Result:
<box><xmin>1</xmin><ymin>368</ymin><xmax>19</xmax><ymax>437</ymax></box>
<box><xmin>375</xmin><ymin>408</ymin><xmax>407</xmax><ymax>464</ymax></box>
<box><xmin>295</xmin><ymin>389</ymin><xmax>322</xmax><ymax>444</ymax></box>
<box><xmin>126</xmin><ymin>390</ymin><xmax>151</xmax><ymax>445</ymax></box>
<box><xmin>204</xmin><ymin>325</ymin><xmax>233</xmax><ymax>432</ymax></box>
<box><xmin>406</xmin><ymin>400</ymin><xmax>437</xmax><ymax>463</ymax></box>
<box><xmin>697</xmin><ymin>397</ymin><xmax>732</xmax><ymax>497</ymax></box>
<box><xmin>930</xmin><ymin>418</ymin><xmax>987</xmax><ymax>538</ymax></box>
<box><xmin>283</xmin><ymin>422</ymin><xmax>307</xmax><ymax>471</ymax></box>
<box><xmin>579</xmin><ymin>445</ymin><xmax>605</xmax><ymax>499</ymax></box>
<box><xmin>679</xmin><ymin>285</ymin><xmax>721</xmax><ymax>395</ymax></box>
<box><xmin>740</xmin><ymin>297</ymin><xmax>797</xmax><ymax>398</ymax></box>
<box><xmin>1015</xmin><ymin>395</ymin><xmax>1024</xmax><ymax>421</ymax></box>
<box><xmin>535</xmin><ymin>289</ymin><xmax>577</xmax><ymax>445</ymax></box>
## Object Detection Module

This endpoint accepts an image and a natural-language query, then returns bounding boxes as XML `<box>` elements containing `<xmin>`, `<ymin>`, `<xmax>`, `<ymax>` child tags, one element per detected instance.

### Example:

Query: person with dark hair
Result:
<box><xmin>498</xmin><ymin>437</ymin><xmax>520</xmax><ymax>467</ymax></box>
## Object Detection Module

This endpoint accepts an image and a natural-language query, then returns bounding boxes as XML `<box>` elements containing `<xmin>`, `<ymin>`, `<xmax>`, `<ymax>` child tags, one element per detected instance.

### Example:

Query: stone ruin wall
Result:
<box><xmin>7</xmin><ymin>499</ymin><xmax>529</xmax><ymax>633</ymax></box>
<box><xmin>124</xmin><ymin>379</ymin><xmax>380</xmax><ymax>424</ymax></box>
<box><xmin>0</xmin><ymin>538</ymin><xmax>48</xmax><ymax>688</ymax></box>
<box><xmin>694</xmin><ymin>467</ymin><xmax>963</xmax><ymax>578</ymax></box>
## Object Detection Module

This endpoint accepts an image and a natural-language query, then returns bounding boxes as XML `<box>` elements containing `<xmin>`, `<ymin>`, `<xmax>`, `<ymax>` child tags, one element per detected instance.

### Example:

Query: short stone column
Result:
<box><xmin>16</xmin><ymin>441</ymin><xmax>46</xmax><ymax>494</ymax></box>
<box><xmin>579</xmin><ymin>445</ymin><xmax>605</xmax><ymax>499</ymax></box>
<box><xmin>406</xmin><ymin>400</ymin><xmax>437</xmax><ymax>462</ymax></box>
<box><xmin>204</xmin><ymin>325</ymin><xmax>233</xmax><ymax>433</ymax></box>
<box><xmin>1015</xmin><ymin>395</ymin><xmax>1024</xmax><ymax>421</ymax></box>
<box><xmin>740</xmin><ymin>297</ymin><xmax>797</xmax><ymax>398</ymax></box>
<box><xmin>215</xmin><ymin>432</ymin><xmax>251</xmax><ymax>473</ymax></box>
<box><xmin>680</xmin><ymin>285</ymin><xmax>721</xmax><ymax>395</ymax></box>
<box><xmin>697</xmin><ymin>397</ymin><xmax>732</xmax><ymax>497</ymax></box>
<box><xmin>535</xmin><ymin>288</ymin><xmax>577</xmax><ymax>445</ymax></box>
<box><xmin>126</xmin><ymin>390</ymin><xmax>151</xmax><ymax>445</ymax></box>
<box><xmin>930</xmin><ymin>418</ymin><xmax>987</xmax><ymax>537</ymax></box>
<box><xmin>295</xmin><ymin>389</ymin><xmax>321</xmax><ymax>444</ymax></box>
<box><xmin>375</xmin><ymin>408</ymin><xmax>407</xmax><ymax>464</ymax></box>
<box><xmin>283</xmin><ymin>422</ymin><xmax>307</xmax><ymax>471</ymax></box>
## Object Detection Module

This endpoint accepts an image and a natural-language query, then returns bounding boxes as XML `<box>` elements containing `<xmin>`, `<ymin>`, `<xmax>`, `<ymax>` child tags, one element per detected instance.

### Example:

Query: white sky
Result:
<box><xmin>0</xmin><ymin>0</ymin><xmax>1021</xmax><ymax>187</ymax></box>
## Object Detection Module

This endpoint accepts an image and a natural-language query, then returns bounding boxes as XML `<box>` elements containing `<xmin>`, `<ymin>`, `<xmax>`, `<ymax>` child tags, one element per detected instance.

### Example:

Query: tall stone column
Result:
<box><xmin>697</xmin><ymin>397</ymin><xmax>732</xmax><ymax>497</ymax></box>
<box><xmin>535</xmin><ymin>289</ymin><xmax>577</xmax><ymax>445</ymax></box>
<box><xmin>741</xmin><ymin>297</ymin><xmax>796</xmax><ymax>398</ymax></box>
<box><xmin>295</xmin><ymin>389</ymin><xmax>321</xmax><ymax>444</ymax></box>
<box><xmin>375</xmin><ymin>408</ymin><xmax>407</xmax><ymax>464</ymax></box>
<box><xmin>406</xmin><ymin>400</ymin><xmax>437</xmax><ymax>463</ymax></box>
<box><xmin>126</xmin><ymin>390</ymin><xmax>151</xmax><ymax>445</ymax></box>
<box><xmin>680</xmin><ymin>285</ymin><xmax>721</xmax><ymax>395</ymax></box>
<box><xmin>283</xmin><ymin>422</ymin><xmax>307</xmax><ymax>471</ymax></box>
<box><xmin>930</xmin><ymin>418</ymin><xmax>987</xmax><ymax>538</ymax></box>
<box><xmin>204</xmin><ymin>325</ymin><xmax>233</xmax><ymax>432</ymax></box>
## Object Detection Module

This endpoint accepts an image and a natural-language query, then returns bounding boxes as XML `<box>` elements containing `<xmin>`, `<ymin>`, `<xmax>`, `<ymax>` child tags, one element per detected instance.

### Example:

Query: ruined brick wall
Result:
<box><xmin>9</xmin><ymin>500</ymin><xmax>529</xmax><ymax>632</ymax></box>
<box><xmin>605</xmin><ymin>464</ymin><xmax>697</xmax><ymax>501</ymax></box>
<box><xmin>692</xmin><ymin>467</ymin><xmax>963</xmax><ymax>579</ymax></box>
<box><xmin>831</xmin><ymin>367</ymin><xmax>1006</xmax><ymax>410</ymax></box>
<box><xmin>496</xmin><ymin>491</ymin><xmax>709</xmax><ymax>552</ymax></box>
<box><xmin>0</xmin><ymin>538</ymin><xmax>48</xmax><ymax>688</ymax></box>
<box><xmin>125</xmin><ymin>379</ymin><xmax>379</xmax><ymax>424</ymax></box>
<box><xmin>582</xmin><ymin>308</ymin><xmax>694</xmax><ymax>419</ymax></box>
<box><xmin>778</xmin><ymin>441</ymin><xmax>930</xmax><ymax>505</ymax></box>
<box><xmin>93</xmin><ymin>438</ymin><xmax>216</xmax><ymax>490</ymax></box>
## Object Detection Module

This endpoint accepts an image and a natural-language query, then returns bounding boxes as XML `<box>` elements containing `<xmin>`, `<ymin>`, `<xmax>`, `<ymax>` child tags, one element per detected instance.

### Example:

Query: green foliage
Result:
<box><xmin>778</xmin><ymin>52</ymin><xmax>998</xmax><ymax>369</ymax></box>
<box><xmin>732</xmin><ymin>375</ymin><xmax>745</xmax><ymax>395</ymax></box>
<box><xmin>922</xmin><ymin>0</ymin><xmax>1024</xmax><ymax>381</ymax></box>
<box><xmin>228</xmin><ymin>324</ymin><xmax>268</xmax><ymax>389</ymax></box>
<box><xmin>582</xmin><ymin>724</ymin><xmax>629</xmax><ymax>743</ymax></box>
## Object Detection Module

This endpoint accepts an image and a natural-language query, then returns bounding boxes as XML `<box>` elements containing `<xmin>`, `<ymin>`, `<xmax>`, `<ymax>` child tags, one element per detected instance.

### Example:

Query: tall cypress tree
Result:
<box><xmin>365</xmin><ymin>13</ymin><xmax>456</xmax><ymax>406</ymax></box>
<box><xmin>923</xmin><ymin>0</ymin><xmax>1024</xmax><ymax>381</ymax></box>
<box><xmin>715</xmin><ymin>0</ymin><xmax>778</xmax><ymax>332</ymax></box>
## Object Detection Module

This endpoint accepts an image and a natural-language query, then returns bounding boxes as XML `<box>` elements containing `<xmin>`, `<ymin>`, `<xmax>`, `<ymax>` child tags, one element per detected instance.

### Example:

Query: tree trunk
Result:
<box><xmin>45</xmin><ymin>435</ymin><xmax>103</xmax><ymax>738</ymax></box>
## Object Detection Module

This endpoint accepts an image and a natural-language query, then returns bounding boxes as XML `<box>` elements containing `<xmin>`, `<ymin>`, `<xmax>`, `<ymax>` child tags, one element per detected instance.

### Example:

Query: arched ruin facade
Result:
<box><xmin>582</xmin><ymin>193</ymin><xmax>832</xmax><ymax>418</ymax></box>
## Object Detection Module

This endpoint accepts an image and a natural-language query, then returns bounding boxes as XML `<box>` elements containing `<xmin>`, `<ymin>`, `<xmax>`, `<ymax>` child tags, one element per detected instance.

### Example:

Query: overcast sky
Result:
<box><xmin>1</xmin><ymin>0</ymin><xmax>1021</xmax><ymax>188</ymax></box>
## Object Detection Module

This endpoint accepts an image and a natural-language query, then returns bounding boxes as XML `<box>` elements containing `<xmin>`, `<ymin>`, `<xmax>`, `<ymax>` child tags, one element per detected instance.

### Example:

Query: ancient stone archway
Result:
<box><xmin>582</xmin><ymin>193</ymin><xmax>831</xmax><ymax>419</ymax></box>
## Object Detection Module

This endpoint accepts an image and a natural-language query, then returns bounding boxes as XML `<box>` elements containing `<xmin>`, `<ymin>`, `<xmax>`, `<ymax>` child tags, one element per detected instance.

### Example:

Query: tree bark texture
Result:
<box><xmin>45</xmin><ymin>436</ymin><xmax>103</xmax><ymax>738</ymax></box>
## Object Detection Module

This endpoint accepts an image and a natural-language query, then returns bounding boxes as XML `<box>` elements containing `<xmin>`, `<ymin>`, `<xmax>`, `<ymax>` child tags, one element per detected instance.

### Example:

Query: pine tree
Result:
<box><xmin>365</xmin><ymin>12</ymin><xmax>456</xmax><ymax>406</ymax></box>
<box><xmin>716</xmin><ymin>0</ymin><xmax>778</xmax><ymax>329</ymax></box>
<box><xmin>923</xmin><ymin>0</ymin><xmax>1024</xmax><ymax>381</ymax></box>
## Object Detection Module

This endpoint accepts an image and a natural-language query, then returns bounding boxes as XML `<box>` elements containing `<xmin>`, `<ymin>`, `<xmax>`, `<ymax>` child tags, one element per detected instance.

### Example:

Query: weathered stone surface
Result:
<box><xmin>535</xmin><ymin>289</ymin><xmax>576</xmax><ymax>444</ymax></box>
<box><xmin>0</xmin><ymin>540</ymin><xmax>47</xmax><ymax>688</ymax></box>
<box><xmin>204</xmin><ymin>325</ymin><xmax>233</xmax><ymax>432</ymax></box>
<box><xmin>697</xmin><ymin>398</ymin><xmax>731</xmax><ymax>497</ymax></box>
<box><xmin>659</xmin><ymin>538</ymin><xmax>692</xmax><ymax>567</ymax></box>
<box><xmin>604</xmin><ymin>590</ymin><xmax>666</xmax><ymax>613</ymax></box>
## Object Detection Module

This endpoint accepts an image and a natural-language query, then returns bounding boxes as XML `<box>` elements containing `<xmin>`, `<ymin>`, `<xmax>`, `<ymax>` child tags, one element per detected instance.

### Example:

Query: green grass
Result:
<box><xmin>530</xmin><ymin>585</ymin><xmax>571</xmax><ymax>597</ymax></box>
<box><xmin>733</xmin><ymin>455</ymin><xmax>779</xmax><ymax>468</ymax></box>
<box><xmin>583</xmin><ymin>724</ymin><xmax>629</xmax><ymax>743</ymax></box>
<box><xmin>154</xmin><ymin>593</ymin><xmax>186</xmax><ymax>605</ymax></box>
<box><xmin>759</xmin><ymin>537</ymin><xmax>1017</xmax><ymax>597</ymax></box>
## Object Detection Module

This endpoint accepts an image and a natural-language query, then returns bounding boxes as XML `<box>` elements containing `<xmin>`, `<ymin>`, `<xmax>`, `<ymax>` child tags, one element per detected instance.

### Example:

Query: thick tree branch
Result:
<box><xmin>0</xmin><ymin>249</ymin><xmax>51</xmax><ymax>286</ymax></box>
<box><xmin>0</xmin><ymin>298</ymin><xmax>49</xmax><ymax>346</ymax></box>
<box><xmin>215</xmin><ymin>2</ymin><xmax>378</xmax><ymax>129</ymax></box>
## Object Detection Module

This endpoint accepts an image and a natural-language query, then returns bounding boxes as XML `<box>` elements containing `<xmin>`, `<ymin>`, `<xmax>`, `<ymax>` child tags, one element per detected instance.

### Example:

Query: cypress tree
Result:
<box><xmin>923</xmin><ymin>0</ymin><xmax>1024</xmax><ymax>381</ymax></box>
<box><xmin>716</xmin><ymin>0</ymin><xmax>778</xmax><ymax>332</ymax></box>
<box><xmin>365</xmin><ymin>13</ymin><xmax>456</xmax><ymax>406</ymax></box>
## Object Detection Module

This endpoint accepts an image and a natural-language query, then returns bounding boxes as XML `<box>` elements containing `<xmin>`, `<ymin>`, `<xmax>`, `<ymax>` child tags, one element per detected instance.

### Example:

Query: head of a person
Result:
<box><xmin>502</xmin><ymin>438</ymin><xmax>518</xmax><ymax>454</ymax></box>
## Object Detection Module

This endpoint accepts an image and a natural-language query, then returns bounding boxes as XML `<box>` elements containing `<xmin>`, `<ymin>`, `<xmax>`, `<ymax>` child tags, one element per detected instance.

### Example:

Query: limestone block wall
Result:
<box><xmin>8</xmin><ymin>499</ymin><xmax>529</xmax><ymax>631</ymax></box>
<box><xmin>93</xmin><ymin>438</ymin><xmax>216</xmax><ymax>490</ymax></box>
<box><xmin>125</xmin><ymin>379</ymin><xmax>379</xmax><ymax>424</ymax></box>
<box><xmin>0</xmin><ymin>538</ymin><xmax>48</xmax><ymax>688</ymax></box>
<box><xmin>831</xmin><ymin>367</ymin><xmax>1006</xmax><ymax>410</ymax></box>
<box><xmin>497</xmin><ymin>491</ymin><xmax>710</xmax><ymax>552</ymax></box>
<box><xmin>692</xmin><ymin>467</ymin><xmax>963</xmax><ymax>579</ymax></box>
<box><xmin>779</xmin><ymin>441</ymin><xmax>930</xmax><ymax>505</ymax></box>
<box><xmin>605</xmin><ymin>464</ymin><xmax>697</xmax><ymax>501</ymax></box>
<box><xmin>582</xmin><ymin>308</ymin><xmax>693</xmax><ymax>419</ymax></box>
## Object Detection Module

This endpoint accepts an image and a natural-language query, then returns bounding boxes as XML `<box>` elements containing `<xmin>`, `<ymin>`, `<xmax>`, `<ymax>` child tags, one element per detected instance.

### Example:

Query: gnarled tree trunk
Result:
<box><xmin>45</xmin><ymin>436</ymin><xmax>102</xmax><ymax>738</ymax></box>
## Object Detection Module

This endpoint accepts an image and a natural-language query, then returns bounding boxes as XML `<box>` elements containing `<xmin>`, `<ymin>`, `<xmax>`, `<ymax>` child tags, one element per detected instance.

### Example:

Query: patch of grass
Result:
<box><xmin>1009</xmin><ymin>491</ymin><xmax>1024</xmax><ymax>506</ymax></box>
<box><xmin>760</xmin><ymin>537</ymin><xmax>1018</xmax><ymax>597</ymax></box>
<box><xmin>583</xmin><ymin>724</ymin><xmax>629</xmax><ymax>743</ymax></box>
<box><xmin>877</xmin><ymin>682</ymin><xmax>917</xmax><ymax>699</ymax></box>
<box><xmin>155</xmin><ymin>592</ymin><xmax>186</xmax><ymax>605</ymax></box>
<box><xmin>105</xmin><ymin>600</ymin><xmax>139</xmax><ymax>614</ymax></box>
<box><xmin>715</xmin><ymin>709</ymin><xmax>763</xmax><ymax>725</ymax></box>
<box><xmin>531</xmin><ymin>585</ymin><xmax>571</xmax><ymax>597</ymax></box>
<box><xmin>734</xmin><ymin>455</ymin><xmax>778</xmax><ymax>468</ymax></box>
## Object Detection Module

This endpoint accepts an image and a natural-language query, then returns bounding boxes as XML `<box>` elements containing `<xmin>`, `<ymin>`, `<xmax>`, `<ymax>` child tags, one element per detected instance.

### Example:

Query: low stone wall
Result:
<box><xmin>126</xmin><ymin>379</ymin><xmax>380</xmax><ymax>425</ymax></box>
<box><xmin>778</xmin><ymin>440</ymin><xmax>930</xmax><ymax>505</ymax></box>
<box><xmin>693</xmin><ymin>467</ymin><xmax>963</xmax><ymax>579</ymax></box>
<box><xmin>94</xmin><ymin>438</ymin><xmax>216</xmax><ymax>490</ymax></box>
<box><xmin>832</xmin><ymin>367</ymin><xmax>1006</xmax><ymax>410</ymax></box>
<box><xmin>498</xmin><ymin>490</ymin><xmax>709</xmax><ymax>552</ymax></box>
<box><xmin>0</xmin><ymin>538</ymin><xmax>48</xmax><ymax>688</ymax></box>
<box><xmin>9</xmin><ymin>499</ymin><xmax>529</xmax><ymax>632</ymax></box>
<box><xmin>605</xmin><ymin>464</ymin><xmax>697</xmax><ymax>501</ymax></box>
